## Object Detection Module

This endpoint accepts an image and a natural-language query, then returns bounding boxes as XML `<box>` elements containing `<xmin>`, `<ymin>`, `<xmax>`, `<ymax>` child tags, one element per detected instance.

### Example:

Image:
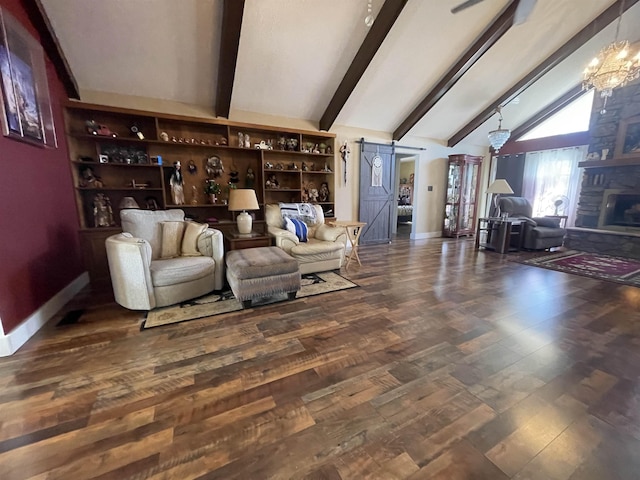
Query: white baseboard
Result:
<box><xmin>411</xmin><ymin>231</ymin><xmax>441</xmax><ymax>240</ymax></box>
<box><xmin>0</xmin><ymin>272</ymin><xmax>89</xmax><ymax>357</ymax></box>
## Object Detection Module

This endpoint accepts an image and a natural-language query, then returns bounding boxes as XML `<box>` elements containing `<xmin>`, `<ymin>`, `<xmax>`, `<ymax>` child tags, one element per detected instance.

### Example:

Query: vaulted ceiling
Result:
<box><xmin>39</xmin><ymin>0</ymin><xmax>640</xmax><ymax>148</ymax></box>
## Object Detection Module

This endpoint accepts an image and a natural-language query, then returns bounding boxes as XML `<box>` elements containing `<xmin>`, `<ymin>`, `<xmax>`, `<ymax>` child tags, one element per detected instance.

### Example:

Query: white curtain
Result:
<box><xmin>522</xmin><ymin>146</ymin><xmax>586</xmax><ymax>226</ymax></box>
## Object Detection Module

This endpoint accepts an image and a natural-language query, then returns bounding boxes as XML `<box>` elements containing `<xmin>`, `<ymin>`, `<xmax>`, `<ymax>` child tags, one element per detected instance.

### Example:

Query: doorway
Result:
<box><xmin>395</xmin><ymin>154</ymin><xmax>415</xmax><ymax>239</ymax></box>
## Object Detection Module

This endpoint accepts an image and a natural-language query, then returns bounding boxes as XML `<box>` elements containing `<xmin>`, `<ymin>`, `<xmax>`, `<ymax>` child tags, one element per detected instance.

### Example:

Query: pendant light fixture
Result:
<box><xmin>487</xmin><ymin>106</ymin><xmax>511</xmax><ymax>152</ymax></box>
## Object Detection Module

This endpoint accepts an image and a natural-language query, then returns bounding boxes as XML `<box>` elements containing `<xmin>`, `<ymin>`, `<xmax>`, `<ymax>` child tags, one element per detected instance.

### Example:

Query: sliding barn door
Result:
<box><xmin>359</xmin><ymin>141</ymin><xmax>395</xmax><ymax>245</ymax></box>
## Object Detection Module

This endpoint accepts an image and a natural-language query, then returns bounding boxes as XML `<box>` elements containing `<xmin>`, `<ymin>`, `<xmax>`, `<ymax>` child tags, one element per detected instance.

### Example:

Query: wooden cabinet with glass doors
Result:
<box><xmin>442</xmin><ymin>154</ymin><xmax>483</xmax><ymax>238</ymax></box>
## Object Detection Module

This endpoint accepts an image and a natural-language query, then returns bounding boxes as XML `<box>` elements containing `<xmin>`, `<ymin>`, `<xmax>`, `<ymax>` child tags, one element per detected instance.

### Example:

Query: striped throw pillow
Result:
<box><xmin>285</xmin><ymin>217</ymin><xmax>308</xmax><ymax>242</ymax></box>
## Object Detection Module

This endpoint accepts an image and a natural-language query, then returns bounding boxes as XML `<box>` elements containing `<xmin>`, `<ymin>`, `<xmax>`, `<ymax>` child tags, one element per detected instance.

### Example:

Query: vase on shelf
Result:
<box><xmin>209</xmin><ymin>194</ymin><xmax>217</xmax><ymax>204</ymax></box>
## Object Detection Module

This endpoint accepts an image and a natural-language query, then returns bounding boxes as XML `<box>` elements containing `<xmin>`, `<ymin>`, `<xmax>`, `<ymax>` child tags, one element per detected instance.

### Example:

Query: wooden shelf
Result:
<box><xmin>578</xmin><ymin>157</ymin><xmax>640</xmax><ymax>168</ymax></box>
<box><xmin>65</xmin><ymin>100</ymin><xmax>336</xmax><ymax>287</ymax></box>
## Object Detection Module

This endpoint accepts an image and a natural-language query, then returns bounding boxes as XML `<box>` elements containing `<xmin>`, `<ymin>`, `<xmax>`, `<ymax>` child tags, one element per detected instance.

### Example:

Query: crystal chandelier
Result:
<box><xmin>488</xmin><ymin>106</ymin><xmax>510</xmax><ymax>152</ymax></box>
<box><xmin>582</xmin><ymin>1</ymin><xmax>640</xmax><ymax>113</ymax></box>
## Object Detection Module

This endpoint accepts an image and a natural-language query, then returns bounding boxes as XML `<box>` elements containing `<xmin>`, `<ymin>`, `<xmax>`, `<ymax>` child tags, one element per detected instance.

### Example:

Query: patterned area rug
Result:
<box><xmin>520</xmin><ymin>250</ymin><xmax>640</xmax><ymax>287</ymax></box>
<box><xmin>142</xmin><ymin>271</ymin><xmax>358</xmax><ymax>329</ymax></box>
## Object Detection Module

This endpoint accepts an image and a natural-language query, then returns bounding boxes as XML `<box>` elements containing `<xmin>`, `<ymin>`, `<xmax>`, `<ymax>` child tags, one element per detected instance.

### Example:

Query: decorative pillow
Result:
<box><xmin>160</xmin><ymin>221</ymin><xmax>186</xmax><ymax>259</ymax></box>
<box><xmin>285</xmin><ymin>217</ymin><xmax>308</xmax><ymax>242</ymax></box>
<box><xmin>279</xmin><ymin>202</ymin><xmax>317</xmax><ymax>227</ymax></box>
<box><xmin>181</xmin><ymin>221</ymin><xmax>208</xmax><ymax>256</ymax></box>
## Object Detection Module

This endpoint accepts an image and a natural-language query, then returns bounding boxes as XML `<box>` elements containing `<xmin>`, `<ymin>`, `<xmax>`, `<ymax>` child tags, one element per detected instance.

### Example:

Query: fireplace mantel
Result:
<box><xmin>579</xmin><ymin>157</ymin><xmax>640</xmax><ymax>168</ymax></box>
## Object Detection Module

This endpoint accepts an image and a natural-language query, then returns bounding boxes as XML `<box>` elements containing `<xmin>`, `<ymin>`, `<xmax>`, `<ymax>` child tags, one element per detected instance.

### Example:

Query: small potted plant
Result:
<box><xmin>319</xmin><ymin>142</ymin><xmax>327</xmax><ymax>154</ymax></box>
<box><xmin>204</xmin><ymin>179</ymin><xmax>221</xmax><ymax>204</ymax></box>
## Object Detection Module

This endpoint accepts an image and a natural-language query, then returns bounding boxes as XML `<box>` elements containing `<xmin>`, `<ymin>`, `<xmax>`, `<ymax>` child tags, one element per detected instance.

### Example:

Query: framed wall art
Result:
<box><xmin>614</xmin><ymin>114</ymin><xmax>640</xmax><ymax>159</ymax></box>
<box><xmin>0</xmin><ymin>7</ymin><xmax>56</xmax><ymax>147</ymax></box>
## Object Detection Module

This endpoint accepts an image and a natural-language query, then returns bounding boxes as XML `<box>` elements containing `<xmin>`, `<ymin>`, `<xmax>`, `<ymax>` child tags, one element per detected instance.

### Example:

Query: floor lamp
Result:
<box><xmin>486</xmin><ymin>179</ymin><xmax>514</xmax><ymax>218</ymax></box>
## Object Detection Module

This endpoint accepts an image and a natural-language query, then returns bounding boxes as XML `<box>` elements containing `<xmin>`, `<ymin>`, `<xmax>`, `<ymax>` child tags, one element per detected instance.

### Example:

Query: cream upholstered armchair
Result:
<box><xmin>105</xmin><ymin>209</ymin><xmax>224</xmax><ymax>310</ymax></box>
<box><xmin>265</xmin><ymin>203</ymin><xmax>346</xmax><ymax>274</ymax></box>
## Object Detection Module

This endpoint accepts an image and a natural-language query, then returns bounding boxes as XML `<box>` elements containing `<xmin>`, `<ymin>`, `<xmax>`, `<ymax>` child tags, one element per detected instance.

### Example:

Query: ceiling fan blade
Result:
<box><xmin>513</xmin><ymin>0</ymin><xmax>537</xmax><ymax>25</ymax></box>
<box><xmin>451</xmin><ymin>0</ymin><xmax>485</xmax><ymax>14</ymax></box>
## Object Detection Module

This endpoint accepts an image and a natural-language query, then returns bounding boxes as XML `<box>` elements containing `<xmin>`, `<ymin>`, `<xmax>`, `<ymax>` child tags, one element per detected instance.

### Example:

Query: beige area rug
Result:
<box><xmin>142</xmin><ymin>271</ymin><xmax>358</xmax><ymax>329</ymax></box>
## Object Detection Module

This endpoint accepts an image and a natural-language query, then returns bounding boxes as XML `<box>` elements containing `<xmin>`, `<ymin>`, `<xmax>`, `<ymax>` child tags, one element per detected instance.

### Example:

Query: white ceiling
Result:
<box><xmin>41</xmin><ymin>0</ymin><xmax>640</xmax><ymax>148</ymax></box>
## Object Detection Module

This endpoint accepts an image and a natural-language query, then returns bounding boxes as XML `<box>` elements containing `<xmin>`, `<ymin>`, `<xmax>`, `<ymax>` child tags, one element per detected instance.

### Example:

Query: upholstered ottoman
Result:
<box><xmin>226</xmin><ymin>247</ymin><xmax>301</xmax><ymax>308</ymax></box>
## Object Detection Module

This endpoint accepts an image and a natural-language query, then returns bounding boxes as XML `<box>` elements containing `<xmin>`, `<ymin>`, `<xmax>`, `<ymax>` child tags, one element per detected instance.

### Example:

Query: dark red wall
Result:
<box><xmin>0</xmin><ymin>0</ymin><xmax>83</xmax><ymax>334</ymax></box>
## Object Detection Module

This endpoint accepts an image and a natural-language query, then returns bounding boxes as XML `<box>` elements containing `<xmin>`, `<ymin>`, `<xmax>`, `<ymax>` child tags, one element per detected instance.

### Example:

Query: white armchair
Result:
<box><xmin>105</xmin><ymin>209</ymin><xmax>224</xmax><ymax>310</ymax></box>
<box><xmin>265</xmin><ymin>203</ymin><xmax>346</xmax><ymax>274</ymax></box>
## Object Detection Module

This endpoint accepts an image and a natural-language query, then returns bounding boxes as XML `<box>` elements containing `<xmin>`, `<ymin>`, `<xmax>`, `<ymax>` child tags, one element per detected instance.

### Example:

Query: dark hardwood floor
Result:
<box><xmin>1</xmin><ymin>237</ymin><xmax>639</xmax><ymax>479</ymax></box>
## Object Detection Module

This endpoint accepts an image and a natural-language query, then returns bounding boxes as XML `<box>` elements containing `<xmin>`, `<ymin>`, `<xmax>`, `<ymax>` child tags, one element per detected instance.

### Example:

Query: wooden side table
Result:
<box><xmin>327</xmin><ymin>220</ymin><xmax>367</xmax><ymax>268</ymax></box>
<box><xmin>224</xmin><ymin>231</ymin><xmax>272</xmax><ymax>251</ymax></box>
<box><xmin>476</xmin><ymin>217</ymin><xmax>525</xmax><ymax>254</ymax></box>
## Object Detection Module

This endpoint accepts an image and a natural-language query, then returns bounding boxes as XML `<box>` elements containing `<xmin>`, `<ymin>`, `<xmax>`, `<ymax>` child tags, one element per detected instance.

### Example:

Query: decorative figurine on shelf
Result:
<box><xmin>79</xmin><ymin>166</ymin><xmax>104</xmax><ymax>188</ymax></box>
<box><xmin>170</xmin><ymin>161</ymin><xmax>185</xmax><ymax>205</ymax></box>
<box><xmin>289</xmin><ymin>138</ymin><xmax>299</xmax><ymax>151</ymax></box>
<box><xmin>302</xmin><ymin>162</ymin><xmax>309</xmax><ymax>171</ymax></box>
<box><xmin>93</xmin><ymin>193</ymin><xmax>115</xmax><ymax>227</ymax></box>
<box><xmin>266</xmin><ymin>174</ymin><xmax>279</xmax><ymax>189</ymax></box>
<box><xmin>308</xmin><ymin>187</ymin><xmax>319</xmax><ymax>203</ymax></box>
<box><xmin>160</xmin><ymin>131</ymin><xmax>169</xmax><ymax>141</ymax></box>
<box><xmin>205</xmin><ymin>155</ymin><xmax>224</xmax><ymax>178</ymax></box>
<box><xmin>191</xmin><ymin>185</ymin><xmax>198</xmax><ymax>205</ymax></box>
<box><xmin>312</xmin><ymin>144</ymin><xmax>320</xmax><ymax>154</ymax></box>
<box><xmin>245</xmin><ymin>167</ymin><xmax>255</xmax><ymax>188</ymax></box>
<box><xmin>229</xmin><ymin>168</ymin><xmax>239</xmax><ymax>188</ymax></box>
<box><xmin>238</xmin><ymin>132</ymin><xmax>244</xmax><ymax>148</ymax></box>
<box><xmin>86</xmin><ymin>120</ymin><xmax>117</xmax><ymax>137</ymax></box>
<box><xmin>340</xmin><ymin>140</ymin><xmax>350</xmax><ymax>185</ymax></box>
<box><xmin>244</xmin><ymin>134</ymin><xmax>251</xmax><ymax>149</ymax></box>
<box><xmin>319</xmin><ymin>182</ymin><xmax>330</xmax><ymax>202</ymax></box>
<box><xmin>220</xmin><ymin>137</ymin><xmax>228</xmax><ymax>146</ymax></box>
<box><xmin>278</xmin><ymin>136</ymin><xmax>286</xmax><ymax>150</ymax></box>
<box><xmin>130</xmin><ymin>124</ymin><xmax>144</xmax><ymax>140</ymax></box>
<box><xmin>188</xmin><ymin>160</ymin><xmax>198</xmax><ymax>175</ymax></box>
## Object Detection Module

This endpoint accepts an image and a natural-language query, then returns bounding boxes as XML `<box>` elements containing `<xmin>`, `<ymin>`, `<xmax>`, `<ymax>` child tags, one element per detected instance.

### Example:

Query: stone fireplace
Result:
<box><xmin>565</xmin><ymin>83</ymin><xmax>640</xmax><ymax>260</ymax></box>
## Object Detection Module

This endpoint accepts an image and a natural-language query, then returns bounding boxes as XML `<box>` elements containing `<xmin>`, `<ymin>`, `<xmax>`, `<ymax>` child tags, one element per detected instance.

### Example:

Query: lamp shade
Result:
<box><xmin>119</xmin><ymin>196</ymin><xmax>139</xmax><ymax>209</ymax></box>
<box><xmin>228</xmin><ymin>189</ymin><xmax>259</xmax><ymax>211</ymax></box>
<box><xmin>486</xmin><ymin>179</ymin><xmax>514</xmax><ymax>195</ymax></box>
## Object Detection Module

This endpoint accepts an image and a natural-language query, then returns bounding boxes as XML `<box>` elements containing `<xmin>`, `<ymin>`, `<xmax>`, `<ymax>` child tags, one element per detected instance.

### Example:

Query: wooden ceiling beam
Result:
<box><xmin>319</xmin><ymin>0</ymin><xmax>409</xmax><ymax>132</ymax></box>
<box><xmin>447</xmin><ymin>0</ymin><xmax>639</xmax><ymax>148</ymax></box>
<box><xmin>509</xmin><ymin>84</ymin><xmax>587</xmax><ymax>141</ymax></box>
<box><xmin>393</xmin><ymin>0</ymin><xmax>518</xmax><ymax>141</ymax></box>
<box><xmin>21</xmin><ymin>0</ymin><xmax>79</xmax><ymax>99</ymax></box>
<box><xmin>215</xmin><ymin>0</ymin><xmax>245</xmax><ymax>118</ymax></box>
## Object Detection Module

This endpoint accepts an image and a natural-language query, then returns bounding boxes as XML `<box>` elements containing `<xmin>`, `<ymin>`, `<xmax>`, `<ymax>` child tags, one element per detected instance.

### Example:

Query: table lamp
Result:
<box><xmin>228</xmin><ymin>189</ymin><xmax>259</xmax><ymax>234</ymax></box>
<box><xmin>486</xmin><ymin>179</ymin><xmax>513</xmax><ymax>217</ymax></box>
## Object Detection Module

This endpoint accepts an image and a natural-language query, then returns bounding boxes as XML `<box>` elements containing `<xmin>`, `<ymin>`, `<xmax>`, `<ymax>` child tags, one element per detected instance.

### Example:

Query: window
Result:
<box><xmin>520</xmin><ymin>89</ymin><xmax>594</xmax><ymax>141</ymax></box>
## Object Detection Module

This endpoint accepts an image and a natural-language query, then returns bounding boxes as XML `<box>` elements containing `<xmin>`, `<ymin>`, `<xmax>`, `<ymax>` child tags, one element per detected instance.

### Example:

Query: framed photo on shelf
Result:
<box><xmin>0</xmin><ymin>7</ymin><xmax>56</xmax><ymax>147</ymax></box>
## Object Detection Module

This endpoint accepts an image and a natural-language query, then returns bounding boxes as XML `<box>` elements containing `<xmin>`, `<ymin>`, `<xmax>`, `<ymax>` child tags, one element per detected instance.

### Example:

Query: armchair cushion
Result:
<box><xmin>150</xmin><ymin>256</ymin><xmax>215</xmax><ymax>287</ymax></box>
<box><xmin>160</xmin><ymin>221</ymin><xmax>186</xmax><ymax>258</ymax></box>
<box><xmin>532</xmin><ymin>217</ymin><xmax>560</xmax><ymax>228</ymax></box>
